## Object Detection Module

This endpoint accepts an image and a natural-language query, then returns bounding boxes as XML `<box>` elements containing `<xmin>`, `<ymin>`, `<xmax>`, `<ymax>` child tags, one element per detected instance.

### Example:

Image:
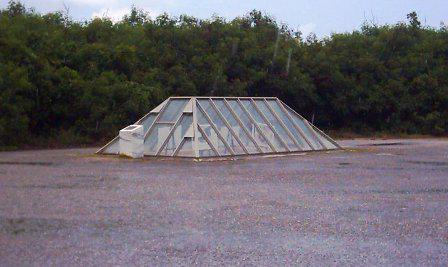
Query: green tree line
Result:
<box><xmin>1</xmin><ymin>1</ymin><xmax>447</xmax><ymax>148</ymax></box>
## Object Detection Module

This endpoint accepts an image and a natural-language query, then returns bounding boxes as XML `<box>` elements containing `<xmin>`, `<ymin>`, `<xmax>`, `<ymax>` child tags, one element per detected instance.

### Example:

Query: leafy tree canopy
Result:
<box><xmin>1</xmin><ymin>1</ymin><xmax>447</xmax><ymax>148</ymax></box>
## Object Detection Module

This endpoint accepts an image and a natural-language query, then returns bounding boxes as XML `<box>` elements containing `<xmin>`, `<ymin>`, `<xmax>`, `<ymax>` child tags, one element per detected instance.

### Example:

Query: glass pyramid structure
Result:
<box><xmin>97</xmin><ymin>97</ymin><xmax>341</xmax><ymax>158</ymax></box>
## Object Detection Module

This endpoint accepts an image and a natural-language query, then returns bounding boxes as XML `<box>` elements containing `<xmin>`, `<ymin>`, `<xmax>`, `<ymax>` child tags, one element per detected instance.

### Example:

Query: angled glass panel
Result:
<box><xmin>158</xmin><ymin>99</ymin><xmax>188</xmax><ymax>122</ymax></box>
<box><xmin>102</xmin><ymin>137</ymin><xmax>119</xmax><ymax>154</ymax></box>
<box><xmin>240</xmin><ymin>99</ymin><xmax>287</xmax><ymax>152</ymax></box>
<box><xmin>176</xmin><ymin>138</ymin><xmax>194</xmax><ymax>157</ymax></box>
<box><xmin>226</xmin><ymin>100</ymin><xmax>272</xmax><ymax>153</ymax></box>
<box><xmin>312</xmin><ymin>128</ymin><xmax>337</xmax><ymax>149</ymax></box>
<box><xmin>137</xmin><ymin>114</ymin><xmax>156</xmax><ymax>133</ymax></box>
<box><xmin>198</xmin><ymin>99</ymin><xmax>245</xmax><ymax>155</ymax></box>
<box><xmin>197</xmin><ymin>108</ymin><xmax>230</xmax><ymax>156</ymax></box>
<box><xmin>151</xmin><ymin>99</ymin><xmax>168</xmax><ymax>113</ymax></box>
<box><xmin>143</xmin><ymin>123</ymin><xmax>174</xmax><ymax>155</ymax></box>
<box><xmin>253</xmin><ymin>100</ymin><xmax>299</xmax><ymax>151</ymax></box>
<box><xmin>197</xmin><ymin>128</ymin><xmax>217</xmax><ymax>157</ymax></box>
<box><xmin>266</xmin><ymin>100</ymin><xmax>311</xmax><ymax>150</ymax></box>
<box><xmin>286</xmin><ymin>109</ymin><xmax>323</xmax><ymax>150</ymax></box>
<box><xmin>159</xmin><ymin>115</ymin><xmax>193</xmax><ymax>156</ymax></box>
<box><xmin>214</xmin><ymin>99</ymin><xmax>259</xmax><ymax>154</ymax></box>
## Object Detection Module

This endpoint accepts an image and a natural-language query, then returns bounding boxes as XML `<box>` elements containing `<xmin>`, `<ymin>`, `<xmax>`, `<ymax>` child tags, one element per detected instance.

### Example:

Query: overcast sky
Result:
<box><xmin>1</xmin><ymin>0</ymin><xmax>446</xmax><ymax>37</ymax></box>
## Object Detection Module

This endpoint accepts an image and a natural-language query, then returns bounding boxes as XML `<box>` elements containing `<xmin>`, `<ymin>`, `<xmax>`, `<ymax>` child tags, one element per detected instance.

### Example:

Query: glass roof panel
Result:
<box><xmin>213</xmin><ymin>99</ymin><xmax>259</xmax><ymax>154</ymax></box>
<box><xmin>137</xmin><ymin>113</ymin><xmax>156</xmax><ymax>134</ymax></box>
<box><xmin>226</xmin><ymin>99</ymin><xmax>272</xmax><ymax>153</ymax></box>
<box><xmin>240</xmin><ymin>99</ymin><xmax>287</xmax><ymax>152</ymax></box>
<box><xmin>159</xmin><ymin>115</ymin><xmax>192</xmax><ymax>156</ymax></box>
<box><xmin>253</xmin><ymin>100</ymin><xmax>299</xmax><ymax>151</ymax></box>
<box><xmin>158</xmin><ymin>99</ymin><xmax>188</xmax><ymax>122</ymax></box>
<box><xmin>198</xmin><ymin>99</ymin><xmax>245</xmax><ymax>155</ymax></box>
<box><xmin>311</xmin><ymin>127</ymin><xmax>338</xmax><ymax>149</ymax></box>
<box><xmin>197</xmin><ymin>126</ymin><xmax>219</xmax><ymax>157</ymax></box>
<box><xmin>266</xmin><ymin>100</ymin><xmax>312</xmax><ymax>150</ymax></box>
<box><xmin>286</xmin><ymin>109</ymin><xmax>323</xmax><ymax>150</ymax></box>
<box><xmin>197</xmin><ymin>109</ymin><xmax>231</xmax><ymax>156</ymax></box>
<box><xmin>143</xmin><ymin>123</ymin><xmax>173</xmax><ymax>155</ymax></box>
<box><xmin>101</xmin><ymin>137</ymin><xmax>119</xmax><ymax>154</ymax></box>
<box><xmin>176</xmin><ymin>138</ymin><xmax>194</xmax><ymax>157</ymax></box>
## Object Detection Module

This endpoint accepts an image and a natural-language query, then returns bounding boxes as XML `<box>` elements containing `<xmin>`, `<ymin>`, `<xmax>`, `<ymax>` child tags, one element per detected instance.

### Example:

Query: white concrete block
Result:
<box><xmin>119</xmin><ymin>125</ymin><xmax>144</xmax><ymax>158</ymax></box>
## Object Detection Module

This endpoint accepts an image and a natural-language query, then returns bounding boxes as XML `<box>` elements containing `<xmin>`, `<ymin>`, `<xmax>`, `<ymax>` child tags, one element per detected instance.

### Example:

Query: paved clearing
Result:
<box><xmin>0</xmin><ymin>139</ymin><xmax>447</xmax><ymax>265</ymax></box>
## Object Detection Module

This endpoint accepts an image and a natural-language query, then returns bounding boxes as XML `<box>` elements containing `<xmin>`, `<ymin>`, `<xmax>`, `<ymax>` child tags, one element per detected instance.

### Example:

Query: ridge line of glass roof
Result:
<box><xmin>168</xmin><ymin>96</ymin><xmax>278</xmax><ymax>99</ymax></box>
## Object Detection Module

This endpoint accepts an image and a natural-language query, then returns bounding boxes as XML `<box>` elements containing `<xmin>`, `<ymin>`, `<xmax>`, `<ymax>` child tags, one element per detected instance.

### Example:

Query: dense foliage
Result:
<box><xmin>1</xmin><ymin>1</ymin><xmax>447</xmax><ymax>148</ymax></box>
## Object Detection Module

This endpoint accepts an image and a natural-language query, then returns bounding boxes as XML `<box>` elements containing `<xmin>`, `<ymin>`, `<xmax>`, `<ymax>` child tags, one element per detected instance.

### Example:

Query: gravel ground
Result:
<box><xmin>0</xmin><ymin>139</ymin><xmax>447</xmax><ymax>265</ymax></box>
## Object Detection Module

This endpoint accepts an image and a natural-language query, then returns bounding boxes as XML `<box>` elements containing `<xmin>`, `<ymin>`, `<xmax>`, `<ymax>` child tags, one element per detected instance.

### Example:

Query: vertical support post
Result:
<box><xmin>192</xmin><ymin>97</ymin><xmax>199</xmax><ymax>158</ymax></box>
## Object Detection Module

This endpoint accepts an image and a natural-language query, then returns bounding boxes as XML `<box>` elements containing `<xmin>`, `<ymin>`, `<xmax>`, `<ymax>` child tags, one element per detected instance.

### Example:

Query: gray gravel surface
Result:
<box><xmin>0</xmin><ymin>139</ymin><xmax>447</xmax><ymax>265</ymax></box>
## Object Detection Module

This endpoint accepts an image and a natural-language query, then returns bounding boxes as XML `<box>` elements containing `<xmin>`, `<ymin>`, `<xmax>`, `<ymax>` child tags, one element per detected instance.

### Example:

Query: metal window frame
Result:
<box><xmin>248</xmin><ymin>98</ymin><xmax>291</xmax><ymax>152</ymax></box>
<box><xmin>143</xmin><ymin>98</ymin><xmax>175</xmax><ymax>139</ymax></box>
<box><xmin>302</xmin><ymin>120</ymin><xmax>327</xmax><ymax>149</ymax></box>
<box><xmin>169</xmin><ymin>96</ymin><xmax>278</xmax><ymax>100</ymax></box>
<box><xmin>262</xmin><ymin>98</ymin><xmax>303</xmax><ymax>150</ymax></box>
<box><xmin>173</xmin><ymin>137</ymin><xmax>187</xmax><ymax>156</ymax></box>
<box><xmin>134</xmin><ymin>113</ymin><xmax>156</xmax><ymax>127</ymax></box>
<box><xmin>173</xmin><ymin>137</ymin><xmax>197</xmax><ymax>157</ymax></box>
<box><xmin>236</xmin><ymin>98</ymin><xmax>277</xmax><ymax>153</ymax></box>
<box><xmin>171</xmin><ymin>97</ymin><xmax>198</xmax><ymax>158</ymax></box>
<box><xmin>222</xmin><ymin>99</ymin><xmax>263</xmax><ymax>153</ymax></box>
<box><xmin>155</xmin><ymin>99</ymin><xmax>191</xmax><ymax>126</ymax></box>
<box><xmin>273</xmin><ymin>99</ymin><xmax>316</xmax><ymax>150</ymax></box>
<box><xmin>143</xmin><ymin>99</ymin><xmax>189</xmax><ymax>155</ymax></box>
<box><xmin>308</xmin><ymin>122</ymin><xmax>343</xmax><ymax>149</ymax></box>
<box><xmin>192</xmin><ymin>97</ymin><xmax>199</xmax><ymax>157</ymax></box>
<box><xmin>135</xmin><ymin>99</ymin><xmax>168</xmax><ymax>125</ymax></box>
<box><xmin>208</xmin><ymin>99</ymin><xmax>249</xmax><ymax>154</ymax></box>
<box><xmin>156</xmin><ymin>113</ymin><xmax>190</xmax><ymax>156</ymax></box>
<box><xmin>196</xmin><ymin>101</ymin><xmax>235</xmax><ymax>155</ymax></box>
<box><xmin>278</xmin><ymin>99</ymin><xmax>327</xmax><ymax>149</ymax></box>
<box><xmin>197</xmin><ymin>124</ymin><xmax>221</xmax><ymax>156</ymax></box>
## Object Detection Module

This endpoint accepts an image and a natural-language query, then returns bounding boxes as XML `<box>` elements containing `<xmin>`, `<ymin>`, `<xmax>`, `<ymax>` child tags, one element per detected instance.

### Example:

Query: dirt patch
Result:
<box><xmin>0</xmin><ymin>217</ymin><xmax>70</xmax><ymax>235</ymax></box>
<box><xmin>0</xmin><ymin>217</ymin><xmax>128</xmax><ymax>235</ymax></box>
